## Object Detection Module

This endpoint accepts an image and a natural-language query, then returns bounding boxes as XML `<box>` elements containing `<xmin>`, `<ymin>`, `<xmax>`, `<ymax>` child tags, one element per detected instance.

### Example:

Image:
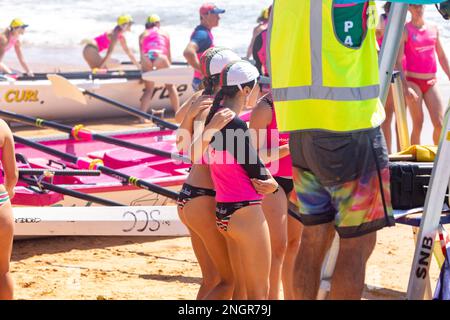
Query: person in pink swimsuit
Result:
<box><xmin>0</xmin><ymin>19</ymin><xmax>33</xmax><ymax>76</ymax></box>
<box><xmin>246</xmin><ymin>6</ymin><xmax>271</xmax><ymax>60</ymax></box>
<box><xmin>191</xmin><ymin>60</ymin><xmax>279</xmax><ymax>299</ymax></box>
<box><xmin>139</xmin><ymin>14</ymin><xmax>179</xmax><ymax>115</ymax></box>
<box><xmin>249</xmin><ymin>92</ymin><xmax>302</xmax><ymax>300</ymax></box>
<box><xmin>0</xmin><ymin>119</ymin><xmax>19</xmax><ymax>300</ymax></box>
<box><xmin>397</xmin><ymin>4</ymin><xmax>450</xmax><ymax>145</ymax></box>
<box><xmin>82</xmin><ymin>15</ymin><xmax>140</xmax><ymax>70</ymax></box>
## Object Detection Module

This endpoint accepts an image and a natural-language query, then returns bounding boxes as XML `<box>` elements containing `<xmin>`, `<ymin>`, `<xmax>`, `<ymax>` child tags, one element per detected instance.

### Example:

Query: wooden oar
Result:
<box><xmin>0</xmin><ymin>110</ymin><xmax>189</xmax><ymax>163</ymax></box>
<box><xmin>13</xmin><ymin>135</ymin><xmax>180</xmax><ymax>201</ymax></box>
<box><xmin>47</xmin><ymin>74</ymin><xmax>179</xmax><ymax>130</ymax></box>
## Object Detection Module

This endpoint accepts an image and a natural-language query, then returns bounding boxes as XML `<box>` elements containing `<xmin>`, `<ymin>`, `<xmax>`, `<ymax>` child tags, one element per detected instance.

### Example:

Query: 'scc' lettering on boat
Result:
<box><xmin>122</xmin><ymin>209</ymin><xmax>161</xmax><ymax>233</ymax></box>
<box><xmin>5</xmin><ymin>90</ymin><xmax>40</xmax><ymax>103</ymax></box>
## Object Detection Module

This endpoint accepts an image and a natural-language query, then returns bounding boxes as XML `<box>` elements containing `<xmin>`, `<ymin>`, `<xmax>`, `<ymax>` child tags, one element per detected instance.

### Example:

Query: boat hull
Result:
<box><xmin>0</xmin><ymin>67</ymin><xmax>194</xmax><ymax>121</ymax></box>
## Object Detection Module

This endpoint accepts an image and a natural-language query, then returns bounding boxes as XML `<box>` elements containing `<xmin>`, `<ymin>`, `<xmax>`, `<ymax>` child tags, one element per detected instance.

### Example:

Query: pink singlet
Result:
<box><xmin>263</xmin><ymin>96</ymin><xmax>293</xmax><ymax>178</ymax></box>
<box><xmin>404</xmin><ymin>22</ymin><xmax>438</xmax><ymax>74</ymax></box>
<box><xmin>94</xmin><ymin>32</ymin><xmax>124</xmax><ymax>53</ymax></box>
<box><xmin>142</xmin><ymin>27</ymin><xmax>170</xmax><ymax>56</ymax></box>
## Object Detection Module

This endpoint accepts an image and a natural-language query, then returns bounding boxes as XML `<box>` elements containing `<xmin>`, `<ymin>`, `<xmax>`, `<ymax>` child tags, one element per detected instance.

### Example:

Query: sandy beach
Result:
<box><xmin>10</xmin><ymin>224</ymin><xmax>442</xmax><ymax>300</ymax></box>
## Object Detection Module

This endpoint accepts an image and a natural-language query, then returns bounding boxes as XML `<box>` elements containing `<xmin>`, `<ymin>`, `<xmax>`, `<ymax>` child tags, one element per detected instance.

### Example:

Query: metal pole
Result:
<box><xmin>391</xmin><ymin>72</ymin><xmax>411</xmax><ymax>151</ymax></box>
<box><xmin>379</xmin><ymin>3</ymin><xmax>409</xmax><ymax>105</ymax></box>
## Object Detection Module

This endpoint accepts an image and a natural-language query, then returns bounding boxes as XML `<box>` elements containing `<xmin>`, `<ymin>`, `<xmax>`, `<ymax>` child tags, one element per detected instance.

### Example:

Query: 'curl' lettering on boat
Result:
<box><xmin>4</xmin><ymin>90</ymin><xmax>40</xmax><ymax>103</ymax></box>
<box><xmin>15</xmin><ymin>217</ymin><xmax>42</xmax><ymax>224</ymax></box>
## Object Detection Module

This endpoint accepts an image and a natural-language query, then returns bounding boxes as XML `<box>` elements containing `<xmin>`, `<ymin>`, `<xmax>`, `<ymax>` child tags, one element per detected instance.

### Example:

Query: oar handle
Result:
<box><xmin>18</xmin><ymin>169</ymin><xmax>102</xmax><ymax>177</ymax></box>
<box><xmin>83</xmin><ymin>90</ymin><xmax>179</xmax><ymax>130</ymax></box>
<box><xmin>20</xmin><ymin>176</ymin><xmax>124</xmax><ymax>207</ymax></box>
<box><xmin>0</xmin><ymin>110</ymin><xmax>73</xmax><ymax>133</ymax></box>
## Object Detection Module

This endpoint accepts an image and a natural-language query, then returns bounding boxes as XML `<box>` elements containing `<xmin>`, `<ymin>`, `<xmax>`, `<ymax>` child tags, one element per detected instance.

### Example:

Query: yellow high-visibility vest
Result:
<box><xmin>268</xmin><ymin>0</ymin><xmax>385</xmax><ymax>132</ymax></box>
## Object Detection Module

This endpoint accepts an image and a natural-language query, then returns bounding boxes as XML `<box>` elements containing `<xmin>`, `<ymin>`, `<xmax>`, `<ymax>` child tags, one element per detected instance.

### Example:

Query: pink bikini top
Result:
<box><xmin>94</xmin><ymin>31</ymin><xmax>124</xmax><ymax>53</ymax></box>
<box><xmin>4</xmin><ymin>35</ymin><xmax>18</xmax><ymax>52</ymax></box>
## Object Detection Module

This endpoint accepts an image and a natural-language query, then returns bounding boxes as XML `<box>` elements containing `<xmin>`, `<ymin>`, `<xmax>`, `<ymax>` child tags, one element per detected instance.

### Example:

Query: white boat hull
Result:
<box><xmin>0</xmin><ymin>67</ymin><xmax>194</xmax><ymax>121</ymax></box>
<box><xmin>14</xmin><ymin>206</ymin><xmax>188</xmax><ymax>237</ymax></box>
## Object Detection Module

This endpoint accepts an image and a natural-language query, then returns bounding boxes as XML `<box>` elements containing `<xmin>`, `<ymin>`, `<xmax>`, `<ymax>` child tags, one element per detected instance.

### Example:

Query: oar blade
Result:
<box><xmin>142</xmin><ymin>67</ymin><xmax>194</xmax><ymax>86</ymax></box>
<box><xmin>47</xmin><ymin>74</ymin><xmax>87</xmax><ymax>105</ymax></box>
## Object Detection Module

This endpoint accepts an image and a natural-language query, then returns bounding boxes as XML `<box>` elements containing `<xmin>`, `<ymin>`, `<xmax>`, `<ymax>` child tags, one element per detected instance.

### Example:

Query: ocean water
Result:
<box><xmin>1</xmin><ymin>0</ymin><xmax>449</xmax><ymax>70</ymax></box>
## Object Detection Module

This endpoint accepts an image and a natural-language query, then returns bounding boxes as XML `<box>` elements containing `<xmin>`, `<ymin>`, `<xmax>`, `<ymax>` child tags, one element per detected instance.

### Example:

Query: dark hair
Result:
<box><xmin>205</xmin><ymin>80</ymin><xmax>256</xmax><ymax>126</ymax></box>
<box><xmin>202</xmin><ymin>74</ymin><xmax>220</xmax><ymax>96</ymax></box>
<box><xmin>384</xmin><ymin>2</ymin><xmax>392</xmax><ymax>13</ymax></box>
<box><xmin>145</xmin><ymin>22</ymin><xmax>158</xmax><ymax>29</ymax></box>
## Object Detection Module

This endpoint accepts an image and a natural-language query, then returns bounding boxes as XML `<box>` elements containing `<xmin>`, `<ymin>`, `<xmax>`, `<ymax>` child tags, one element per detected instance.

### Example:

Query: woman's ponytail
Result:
<box><xmin>205</xmin><ymin>89</ymin><xmax>224</xmax><ymax>126</ymax></box>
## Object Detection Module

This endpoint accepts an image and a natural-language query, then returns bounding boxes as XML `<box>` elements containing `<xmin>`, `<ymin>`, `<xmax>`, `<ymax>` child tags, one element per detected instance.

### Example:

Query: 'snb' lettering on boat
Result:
<box><xmin>415</xmin><ymin>236</ymin><xmax>434</xmax><ymax>279</ymax></box>
<box><xmin>3</xmin><ymin>89</ymin><xmax>40</xmax><ymax>103</ymax></box>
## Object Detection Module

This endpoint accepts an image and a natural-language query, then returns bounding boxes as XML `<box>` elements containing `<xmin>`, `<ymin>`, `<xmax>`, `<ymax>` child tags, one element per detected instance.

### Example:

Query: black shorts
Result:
<box><xmin>177</xmin><ymin>184</ymin><xmax>216</xmax><ymax>209</ymax></box>
<box><xmin>274</xmin><ymin>177</ymin><xmax>294</xmax><ymax>196</ymax></box>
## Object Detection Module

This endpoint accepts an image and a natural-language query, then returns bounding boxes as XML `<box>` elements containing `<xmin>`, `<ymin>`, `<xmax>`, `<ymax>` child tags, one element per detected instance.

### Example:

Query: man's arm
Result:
<box><xmin>183</xmin><ymin>41</ymin><xmax>201</xmax><ymax>72</ymax></box>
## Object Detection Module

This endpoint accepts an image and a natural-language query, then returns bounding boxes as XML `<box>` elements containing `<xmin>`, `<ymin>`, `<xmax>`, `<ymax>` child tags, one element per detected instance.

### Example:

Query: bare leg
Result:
<box><xmin>82</xmin><ymin>45</ymin><xmax>103</xmax><ymax>69</ymax></box>
<box><xmin>227</xmin><ymin>206</ymin><xmax>271</xmax><ymax>300</ymax></box>
<box><xmin>328</xmin><ymin>232</ymin><xmax>377</xmax><ymax>300</ymax></box>
<box><xmin>0</xmin><ymin>201</ymin><xmax>14</xmax><ymax>300</ymax></box>
<box><xmin>423</xmin><ymin>84</ymin><xmax>444</xmax><ymax>145</ymax></box>
<box><xmin>140</xmin><ymin>58</ymin><xmax>155</xmax><ymax>116</ymax></box>
<box><xmin>293</xmin><ymin>222</ymin><xmax>335</xmax><ymax>300</ymax></box>
<box><xmin>165</xmin><ymin>84</ymin><xmax>180</xmax><ymax>113</ymax></box>
<box><xmin>262</xmin><ymin>190</ymin><xmax>288</xmax><ymax>300</ymax></box>
<box><xmin>178</xmin><ymin>202</ymin><xmax>220</xmax><ymax>300</ymax></box>
<box><xmin>405</xmin><ymin>81</ymin><xmax>424</xmax><ymax>145</ymax></box>
<box><xmin>282</xmin><ymin>213</ymin><xmax>303</xmax><ymax>300</ymax></box>
<box><xmin>185</xmin><ymin>197</ymin><xmax>234</xmax><ymax>300</ymax></box>
<box><xmin>381</xmin><ymin>89</ymin><xmax>395</xmax><ymax>153</ymax></box>
<box><xmin>224</xmin><ymin>236</ymin><xmax>247</xmax><ymax>300</ymax></box>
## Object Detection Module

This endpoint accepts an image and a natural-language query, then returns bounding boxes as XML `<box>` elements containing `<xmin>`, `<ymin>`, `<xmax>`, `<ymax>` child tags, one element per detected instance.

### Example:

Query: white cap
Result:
<box><xmin>220</xmin><ymin>60</ymin><xmax>260</xmax><ymax>89</ymax></box>
<box><xmin>201</xmin><ymin>47</ymin><xmax>241</xmax><ymax>77</ymax></box>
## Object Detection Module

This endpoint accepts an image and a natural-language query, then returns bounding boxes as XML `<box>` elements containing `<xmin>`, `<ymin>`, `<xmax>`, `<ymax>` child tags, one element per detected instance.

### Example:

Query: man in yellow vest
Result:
<box><xmin>269</xmin><ymin>1</ymin><xmax>395</xmax><ymax>299</ymax></box>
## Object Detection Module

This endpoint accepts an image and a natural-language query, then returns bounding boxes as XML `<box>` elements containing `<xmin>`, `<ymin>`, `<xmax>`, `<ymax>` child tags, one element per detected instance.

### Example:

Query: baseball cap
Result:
<box><xmin>220</xmin><ymin>60</ymin><xmax>269</xmax><ymax>90</ymax></box>
<box><xmin>200</xmin><ymin>3</ymin><xmax>226</xmax><ymax>16</ymax></box>
<box><xmin>117</xmin><ymin>14</ymin><xmax>133</xmax><ymax>26</ymax></box>
<box><xmin>147</xmin><ymin>14</ymin><xmax>161</xmax><ymax>24</ymax></box>
<box><xmin>10</xmin><ymin>18</ymin><xmax>29</xmax><ymax>29</ymax></box>
<box><xmin>200</xmin><ymin>47</ymin><xmax>241</xmax><ymax>78</ymax></box>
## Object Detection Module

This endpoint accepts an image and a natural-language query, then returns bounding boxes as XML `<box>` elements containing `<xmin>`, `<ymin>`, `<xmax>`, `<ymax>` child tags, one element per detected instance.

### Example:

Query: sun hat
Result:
<box><xmin>200</xmin><ymin>47</ymin><xmax>241</xmax><ymax>78</ymax></box>
<box><xmin>10</xmin><ymin>18</ymin><xmax>29</xmax><ymax>29</ymax></box>
<box><xmin>147</xmin><ymin>14</ymin><xmax>161</xmax><ymax>24</ymax></box>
